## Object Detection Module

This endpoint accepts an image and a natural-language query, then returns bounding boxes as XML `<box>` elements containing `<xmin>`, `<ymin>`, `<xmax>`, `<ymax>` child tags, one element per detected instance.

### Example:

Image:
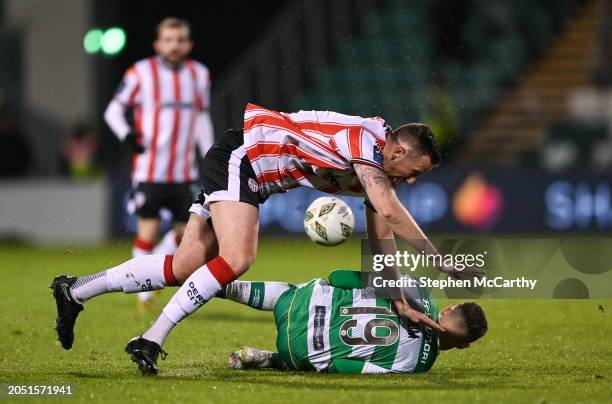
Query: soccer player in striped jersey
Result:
<box><xmin>51</xmin><ymin>104</ymin><xmax>482</xmax><ymax>374</ymax></box>
<box><xmin>223</xmin><ymin>270</ymin><xmax>488</xmax><ymax>374</ymax></box>
<box><xmin>104</xmin><ymin>18</ymin><xmax>214</xmax><ymax>308</ymax></box>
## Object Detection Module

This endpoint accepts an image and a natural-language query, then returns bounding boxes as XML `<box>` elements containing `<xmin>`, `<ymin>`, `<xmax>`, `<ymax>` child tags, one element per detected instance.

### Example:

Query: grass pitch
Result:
<box><xmin>0</xmin><ymin>238</ymin><xmax>610</xmax><ymax>403</ymax></box>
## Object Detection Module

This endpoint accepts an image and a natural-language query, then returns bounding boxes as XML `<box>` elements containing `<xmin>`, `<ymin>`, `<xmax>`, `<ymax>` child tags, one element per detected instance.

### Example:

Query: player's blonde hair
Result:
<box><xmin>156</xmin><ymin>17</ymin><xmax>191</xmax><ymax>38</ymax></box>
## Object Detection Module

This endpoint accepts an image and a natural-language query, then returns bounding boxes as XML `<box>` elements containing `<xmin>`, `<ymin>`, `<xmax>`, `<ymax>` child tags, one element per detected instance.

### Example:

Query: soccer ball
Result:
<box><xmin>303</xmin><ymin>197</ymin><xmax>355</xmax><ymax>246</ymax></box>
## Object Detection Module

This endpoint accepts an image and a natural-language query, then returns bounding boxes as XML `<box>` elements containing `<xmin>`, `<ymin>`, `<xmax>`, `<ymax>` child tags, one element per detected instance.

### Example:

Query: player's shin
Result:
<box><xmin>70</xmin><ymin>255</ymin><xmax>179</xmax><ymax>303</ymax></box>
<box><xmin>133</xmin><ymin>237</ymin><xmax>156</xmax><ymax>303</ymax></box>
<box><xmin>220</xmin><ymin>281</ymin><xmax>293</xmax><ymax>311</ymax></box>
<box><xmin>143</xmin><ymin>256</ymin><xmax>237</xmax><ymax>346</ymax></box>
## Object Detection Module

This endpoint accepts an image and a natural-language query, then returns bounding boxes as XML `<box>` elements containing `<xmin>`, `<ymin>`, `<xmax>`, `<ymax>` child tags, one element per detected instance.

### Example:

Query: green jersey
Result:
<box><xmin>273</xmin><ymin>271</ymin><xmax>439</xmax><ymax>374</ymax></box>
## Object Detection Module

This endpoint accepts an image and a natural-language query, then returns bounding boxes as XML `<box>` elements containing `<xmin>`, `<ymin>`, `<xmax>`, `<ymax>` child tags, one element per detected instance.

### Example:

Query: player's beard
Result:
<box><xmin>160</xmin><ymin>52</ymin><xmax>186</xmax><ymax>67</ymax></box>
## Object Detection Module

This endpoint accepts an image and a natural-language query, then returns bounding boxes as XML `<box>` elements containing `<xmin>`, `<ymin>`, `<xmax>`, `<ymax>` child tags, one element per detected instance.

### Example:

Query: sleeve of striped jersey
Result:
<box><xmin>197</xmin><ymin>65</ymin><xmax>211</xmax><ymax>111</ymax></box>
<box><xmin>195</xmin><ymin>111</ymin><xmax>215</xmax><ymax>156</ymax></box>
<box><xmin>344</xmin><ymin>129</ymin><xmax>385</xmax><ymax>170</ymax></box>
<box><xmin>113</xmin><ymin>67</ymin><xmax>140</xmax><ymax>107</ymax></box>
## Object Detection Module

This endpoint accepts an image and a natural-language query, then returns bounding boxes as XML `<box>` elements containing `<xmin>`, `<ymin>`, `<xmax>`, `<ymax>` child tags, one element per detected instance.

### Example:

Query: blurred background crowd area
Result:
<box><xmin>1</xmin><ymin>0</ymin><xmax>611</xmax><ymax>242</ymax></box>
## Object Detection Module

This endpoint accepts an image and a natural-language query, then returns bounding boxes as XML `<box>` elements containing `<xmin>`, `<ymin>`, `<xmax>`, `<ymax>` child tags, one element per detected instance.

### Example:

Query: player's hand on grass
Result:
<box><xmin>124</xmin><ymin>132</ymin><xmax>145</xmax><ymax>154</ymax></box>
<box><xmin>393</xmin><ymin>299</ymin><xmax>445</xmax><ymax>332</ymax></box>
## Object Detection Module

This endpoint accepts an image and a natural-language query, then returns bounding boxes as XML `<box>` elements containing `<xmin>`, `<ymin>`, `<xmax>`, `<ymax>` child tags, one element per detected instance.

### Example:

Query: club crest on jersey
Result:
<box><xmin>248</xmin><ymin>178</ymin><xmax>259</xmax><ymax>193</ymax></box>
<box><xmin>373</xmin><ymin>144</ymin><xmax>384</xmax><ymax>165</ymax></box>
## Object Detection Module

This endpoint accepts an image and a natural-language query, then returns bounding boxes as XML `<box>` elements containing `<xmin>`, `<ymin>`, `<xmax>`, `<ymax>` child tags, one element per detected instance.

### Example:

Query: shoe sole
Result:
<box><xmin>125</xmin><ymin>343</ymin><xmax>158</xmax><ymax>376</ymax></box>
<box><xmin>130</xmin><ymin>354</ymin><xmax>158</xmax><ymax>376</ymax></box>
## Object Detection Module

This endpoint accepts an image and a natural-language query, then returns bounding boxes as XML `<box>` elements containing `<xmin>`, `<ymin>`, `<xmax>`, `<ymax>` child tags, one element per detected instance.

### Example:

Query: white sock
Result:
<box><xmin>142</xmin><ymin>313</ymin><xmax>176</xmax><ymax>346</ymax></box>
<box><xmin>70</xmin><ymin>271</ymin><xmax>112</xmax><ymax>304</ymax></box>
<box><xmin>70</xmin><ymin>255</ymin><xmax>170</xmax><ymax>303</ymax></box>
<box><xmin>222</xmin><ymin>281</ymin><xmax>292</xmax><ymax>311</ymax></box>
<box><xmin>144</xmin><ymin>257</ymin><xmax>236</xmax><ymax>345</ymax></box>
<box><xmin>133</xmin><ymin>238</ymin><xmax>155</xmax><ymax>302</ymax></box>
<box><xmin>162</xmin><ymin>267</ymin><xmax>220</xmax><ymax>323</ymax></box>
<box><xmin>152</xmin><ymin>230</ymin><xmax>179</xmax><ymax>255</ymax></box>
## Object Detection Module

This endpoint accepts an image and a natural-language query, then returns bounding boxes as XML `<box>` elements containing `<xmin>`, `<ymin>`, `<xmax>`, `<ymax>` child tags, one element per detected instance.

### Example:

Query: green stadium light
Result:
<box><xmin>83</xmin><ymin>28</ymin><xmax>104</xmax><ymax>54</ymax></box>
<box><xmin>101</xmin><ymin>27</ymin><xmax>126</xmax><ymax>55</ymax></box>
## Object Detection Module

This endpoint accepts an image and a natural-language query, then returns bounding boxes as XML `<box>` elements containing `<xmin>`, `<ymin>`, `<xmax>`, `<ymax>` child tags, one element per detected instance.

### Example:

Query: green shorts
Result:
<box><xmin>272</xmin><ymin>283</ymin><xmax>317</xmax><ymax>371</ymax></box>
<box><xmin>273</xmin><ymin>287</ymin><xmax>295</xmax><ymax>370</ymax></box>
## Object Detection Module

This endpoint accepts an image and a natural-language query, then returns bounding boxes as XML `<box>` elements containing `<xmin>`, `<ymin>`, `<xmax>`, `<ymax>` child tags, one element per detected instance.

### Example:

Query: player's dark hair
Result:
<box><xmin>456</xmin><ymin>302</ymin><xmax>488</xmax><ymax>343</ymax></box>
<box><xmin>391</xmin><ymin>123</ymin><xmax>441</xmax><ymax>167</ymax></box>
<box><xmin>156</xmin><ymin>17</ymin><xmax>191</xmax><ymax>38</ymax></box>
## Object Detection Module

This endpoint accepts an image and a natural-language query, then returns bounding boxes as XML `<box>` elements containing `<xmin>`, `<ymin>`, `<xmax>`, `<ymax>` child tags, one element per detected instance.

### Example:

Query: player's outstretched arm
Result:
<box><xmin>356</xmin><ymin>164</ymin><xmax>445</xmax><ymax>332</ymax></box>
<box><xmin>356</xmin><ymin>164</ymin><xmax>438</xmax><ymax>255</ymax></box>
<box><xmin>365</xmin><ymin>200</ymin><xmax>396</xmax><ymax>254</ymax></box>
<box><xmin>356</xmin><ymin>164</ymin><xmax>483</xmax><ymax>278</ymax></box>
<box><xmin>365</xmin><ymin>204</ymin><xmax>409</xmax><ymax>300</ymax></box>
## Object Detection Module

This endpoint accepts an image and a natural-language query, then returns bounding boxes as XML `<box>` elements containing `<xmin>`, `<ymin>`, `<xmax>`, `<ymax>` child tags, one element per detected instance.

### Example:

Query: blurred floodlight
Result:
<box><xmin>101</xmin><ymin>27</ymin><xmax>126</xmax><ymax>55</ymax></box>
<box><xmin>83</xmin><ymin>28</ymin><xmax>104</xmax><ymax>54</ymax></box>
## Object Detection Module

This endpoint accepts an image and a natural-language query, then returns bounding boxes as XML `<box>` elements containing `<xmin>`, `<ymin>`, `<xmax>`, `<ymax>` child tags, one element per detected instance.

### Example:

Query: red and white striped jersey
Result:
<box><xmin>243</xmin><ymin>103</ymin><xmax>389</xmax><ymax>197</ymax></box>
<box><xmin>113</xmin><ymin>56</ymin><xmax>211</xmax><ymax>183</ymax></box>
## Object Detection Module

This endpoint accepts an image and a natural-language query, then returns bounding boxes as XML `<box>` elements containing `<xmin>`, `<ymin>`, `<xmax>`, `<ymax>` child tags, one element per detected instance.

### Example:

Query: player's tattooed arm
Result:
<box><xmin>355</xmin><ymin>163</ymin><xmax>460</xmax><ymax>267</ymax></box>
<box><xmin>355</xmin><ymin>165</ymin><xmax>391</xmax><ymax>196</ymax></box>
<box><xmin>356</xmin><ymin>165</ymin><xmax>452</xmax><ymax>329</ymax></box>
<box><xmin>354</xmin><ymin>164</ymin><xmax>403</xmax><ymax>226</ymax></box>
<box><xmin>365</xmin><ymin>202</ymin><xmax>394</xmax><ymax>241</ymax></box>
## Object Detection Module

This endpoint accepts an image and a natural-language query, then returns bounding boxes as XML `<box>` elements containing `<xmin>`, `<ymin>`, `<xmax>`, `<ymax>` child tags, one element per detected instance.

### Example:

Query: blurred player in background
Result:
<box><xmin>104</xmin><ymin>17</ymin><xmax>214</xmax><ymax>309</ymax></box>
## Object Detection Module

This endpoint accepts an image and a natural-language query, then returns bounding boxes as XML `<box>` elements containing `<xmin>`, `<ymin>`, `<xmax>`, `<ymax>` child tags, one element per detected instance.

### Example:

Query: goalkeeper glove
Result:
<box><xmin>124</xmin><ymin>132</ymin><xmax>145</xmax><ymax>154</ymax></box>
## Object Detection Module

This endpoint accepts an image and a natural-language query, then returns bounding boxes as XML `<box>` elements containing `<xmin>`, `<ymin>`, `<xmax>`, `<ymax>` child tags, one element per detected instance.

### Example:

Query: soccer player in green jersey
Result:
<box><xmin>214</xmin><ymin>270</ymin><xmax>487</xmax><ymax>374</ymax></box>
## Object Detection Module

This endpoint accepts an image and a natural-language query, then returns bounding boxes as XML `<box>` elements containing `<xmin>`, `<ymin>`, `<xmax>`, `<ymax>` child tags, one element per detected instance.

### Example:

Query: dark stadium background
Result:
<box><xmin>1</xmin><ymin>0</ymin><xmax>611</xmax><ymax>240</ymax></box>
